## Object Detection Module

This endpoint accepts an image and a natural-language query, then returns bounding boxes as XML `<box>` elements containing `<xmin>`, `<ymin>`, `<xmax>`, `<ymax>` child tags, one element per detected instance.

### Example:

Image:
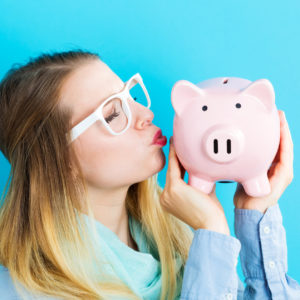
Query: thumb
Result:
<box><xmin>167</xmin><ymin>136</ymin><xmax>184</xmax><ymax>182</ymax></box>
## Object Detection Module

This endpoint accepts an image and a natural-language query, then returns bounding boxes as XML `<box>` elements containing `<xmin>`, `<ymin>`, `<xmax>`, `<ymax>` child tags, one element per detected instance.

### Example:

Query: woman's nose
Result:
<box><xmin>133</xmin><ymin>103</ymin><xmax>154</xmax><ymax>130</ymax></box>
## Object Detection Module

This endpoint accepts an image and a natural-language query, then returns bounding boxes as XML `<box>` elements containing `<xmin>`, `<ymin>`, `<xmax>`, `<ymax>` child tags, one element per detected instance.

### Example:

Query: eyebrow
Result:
<box><xmin>96</xmin><ymin>81</ymin><xmax>125</xmax><ymax>107</ymax></box>
<box><xmin>72</xmin><ymin>82</ymin><xmax>126</xmax><ymax>127</ymax></box>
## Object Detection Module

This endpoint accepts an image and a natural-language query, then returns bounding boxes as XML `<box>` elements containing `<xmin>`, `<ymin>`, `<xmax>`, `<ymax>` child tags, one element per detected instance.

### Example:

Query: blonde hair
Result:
<box><xmin>0</xmin><ymin>49</ymin><xmax>194</xmax><ymax>300</ymax></box>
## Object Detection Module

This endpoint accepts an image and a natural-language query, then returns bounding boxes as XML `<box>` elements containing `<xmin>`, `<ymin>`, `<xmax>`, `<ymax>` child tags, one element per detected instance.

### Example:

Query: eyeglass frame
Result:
<box><xmin>67</xmin><ymin>73</ymin><xmax>151</xmax><ymax>144</ymax></box>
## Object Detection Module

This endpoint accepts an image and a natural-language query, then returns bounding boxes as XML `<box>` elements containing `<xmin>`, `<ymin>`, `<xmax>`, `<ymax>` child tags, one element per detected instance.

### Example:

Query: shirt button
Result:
<box><xmin>226</xmin><ymin>293</ymin><xmax>233</xmax><ymax>300</ymax></box>
<box><xmin>263</xmin><ymin>226</ymin><xmax>270</xmax><ymax>234</ymax></box>
<box><xmin>269</xmin><ymin>260</ymin><xmax>275</xmax><ymax>268</ymax></box>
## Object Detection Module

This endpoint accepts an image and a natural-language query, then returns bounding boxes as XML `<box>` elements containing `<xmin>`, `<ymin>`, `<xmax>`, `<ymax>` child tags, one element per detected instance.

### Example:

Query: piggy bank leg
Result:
<box><xmin>188</xmin><ymin>175</ymin><xmax>215</xmax><ymax>194</ymax></box>
<box><xmin>242</xmin><ymin>173</ymin><xmax>271</xmax><ymax>197</ymax></box>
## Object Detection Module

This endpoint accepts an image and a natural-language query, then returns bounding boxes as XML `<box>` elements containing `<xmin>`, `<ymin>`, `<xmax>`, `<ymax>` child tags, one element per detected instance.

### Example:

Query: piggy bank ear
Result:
<box><xmin>241</xmin><ymin>79</ymin><xmax>275</xmax><ymax>112</ymax></box>
<box><xmin>171</xmin><ymin>80</ymin><xmax>205</xmax><ymax>117</ymax></box>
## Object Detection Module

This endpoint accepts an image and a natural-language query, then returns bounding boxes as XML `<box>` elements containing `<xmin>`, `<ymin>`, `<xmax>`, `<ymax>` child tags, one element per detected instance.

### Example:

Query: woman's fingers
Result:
<box><xmin>269</xmin><ymin>110</ymin><xmax>294</xmax><ymax>187</ymax></box>
<box><xmin>162</xmin><ymin>138</ymin><xmax>229</xmax><ymax>233</ymax></box>
<box><xmin>170</xmin><ymin>136</ymin><xmax>186</xmax><ymax>180</ymax></box>
<box><xmin>166</xmin><ymin>136</ymin><xmax>185</xmax><ymax>182</ymax></box>
<box><xmin>173</xmin><ymin>139</ymin><xmax>187</xmax><ymax>180</ymax></box>
<box><xmin>177</xmin><ymin>155</ymin><xmax>186</xmax><ymax>180</ymax></box>
<box><xmin>278</xmin><ymin>111</ymin><xmax>294</xmax><ymax>168</ymax></box>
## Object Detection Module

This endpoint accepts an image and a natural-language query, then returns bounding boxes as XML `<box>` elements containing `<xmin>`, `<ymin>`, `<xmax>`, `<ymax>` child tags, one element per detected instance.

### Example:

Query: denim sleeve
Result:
<box><xmin>234</xmin><ymin>203</ymin><xmax>300</xmax><ymax>299</ymax></box>
<box><xmin>179</xmin><ymin>228</ymin><xmax>242</xmax><ymax>300</ymax></box>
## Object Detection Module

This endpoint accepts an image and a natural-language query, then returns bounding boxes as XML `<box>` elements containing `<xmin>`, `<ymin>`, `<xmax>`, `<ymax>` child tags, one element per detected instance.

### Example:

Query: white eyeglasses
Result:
<box><xmin>67</xmin><ymin>73</ymin><xmax>151</xmax><ymax>144</ymax></box>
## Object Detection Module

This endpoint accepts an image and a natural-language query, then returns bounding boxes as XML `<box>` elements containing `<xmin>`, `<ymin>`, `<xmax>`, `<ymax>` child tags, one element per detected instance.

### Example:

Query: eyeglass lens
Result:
<box><xmin>102</xmin><ymin>81</ymin><xmax>149</xmax><ymax>134</ymax></box>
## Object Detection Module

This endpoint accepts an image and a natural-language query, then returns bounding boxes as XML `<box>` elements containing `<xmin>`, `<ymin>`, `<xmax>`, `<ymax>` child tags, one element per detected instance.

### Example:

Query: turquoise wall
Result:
<box><xmin>0</xmin><ymin>0</ymin><xmax>299</xmax><ymax>283</ymax></box>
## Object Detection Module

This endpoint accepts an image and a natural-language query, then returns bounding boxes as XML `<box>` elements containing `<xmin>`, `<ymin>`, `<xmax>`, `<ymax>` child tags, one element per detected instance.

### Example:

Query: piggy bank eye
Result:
<box><xmin>235</xmin><ymin>103</ymin><xmax>241</xmax><ymax>109</ymax></box>
<box><xmin>202</xmin><ymin>105</ymin><xmax>208</xmax><ymax>111</ymax></box>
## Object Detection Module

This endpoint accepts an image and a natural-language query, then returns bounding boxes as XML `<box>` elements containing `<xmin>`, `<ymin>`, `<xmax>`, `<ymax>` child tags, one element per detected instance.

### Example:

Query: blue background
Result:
<box><xmin>0</xmin><ymin>0</ymin><xmax>299</xmax><ymax>282</ymax></box>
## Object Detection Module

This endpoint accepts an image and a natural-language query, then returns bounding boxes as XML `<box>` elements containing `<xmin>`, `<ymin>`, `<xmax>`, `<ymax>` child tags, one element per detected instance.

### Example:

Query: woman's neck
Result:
<box><xmin>84</xmin><ymin>184</ymin><xmax>139</xmax><ymax>250</ymax></box>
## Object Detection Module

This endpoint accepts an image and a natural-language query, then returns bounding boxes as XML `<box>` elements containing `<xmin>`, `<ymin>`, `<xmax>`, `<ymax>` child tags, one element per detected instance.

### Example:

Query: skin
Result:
<box><xmin>60</xmin><ymin>58</ymin><xmax>294</xmax><ymax>247</ymax></box>
<box><xmin>162</xmin><ymin>137</ymin><xmax>231</xmax><ymax>235</ymax></box>
<box><xmin>59</xmin><ymin>59</ymin><xmax>166</xmax><ymax>250</ymax></box>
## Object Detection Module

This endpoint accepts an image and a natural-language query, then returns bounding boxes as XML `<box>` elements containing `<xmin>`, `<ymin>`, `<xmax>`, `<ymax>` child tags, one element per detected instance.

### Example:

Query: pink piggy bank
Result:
<box><xmin>171</xmin><ymin>77</ymin><xmax>280</xmax><ymax>198</ymax></box>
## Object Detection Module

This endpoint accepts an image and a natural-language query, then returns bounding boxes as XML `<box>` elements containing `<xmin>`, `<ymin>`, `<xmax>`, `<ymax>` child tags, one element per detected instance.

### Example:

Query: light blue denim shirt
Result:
<box><xmin>180</xmin><ymin>203</ymin><xmax>300</xmax><ymax>299</ymax></box>
<box><xmin>1</xmin><ymin>203</ymin><xmax>299</xmax><ymax>299</ymax></box>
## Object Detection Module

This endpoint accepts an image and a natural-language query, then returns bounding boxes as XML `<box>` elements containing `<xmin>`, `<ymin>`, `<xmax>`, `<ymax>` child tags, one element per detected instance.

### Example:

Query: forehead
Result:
<box><xmin>59</xmin><ymin>59</ymin><xmax>124</xmax><ymax>126</ymax></box>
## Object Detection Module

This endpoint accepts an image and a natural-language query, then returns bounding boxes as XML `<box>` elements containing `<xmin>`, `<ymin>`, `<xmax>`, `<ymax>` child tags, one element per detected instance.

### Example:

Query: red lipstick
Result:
<box><xmin>152</xmin><ymin>129</ymin><xmax>167</xmax><ymax>146</ymax></box>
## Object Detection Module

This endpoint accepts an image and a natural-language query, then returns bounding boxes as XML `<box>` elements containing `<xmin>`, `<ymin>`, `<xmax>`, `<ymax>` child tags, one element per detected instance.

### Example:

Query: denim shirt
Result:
<box><xmin>180</xmin><ymin>203</ymin><xmax>300</xmax><ymax>299</ymax></box>
<box><xmin>1</xmin><ymin>204</ymin><xmax>299</xmax><ymax>299</ymax></box>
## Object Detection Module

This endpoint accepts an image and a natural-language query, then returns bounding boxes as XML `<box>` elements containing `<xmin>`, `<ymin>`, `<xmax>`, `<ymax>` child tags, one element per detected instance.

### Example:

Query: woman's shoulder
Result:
<box><xmin>0</xmin><ymin>264</ymin><xmax>12</xmax><ymax>283</ymax></box>
<box><xmin>0</xmin><ymin>263</ymin><xmax>8</xmax><ymax>271</ymax></box>
<box><xmin>0</xmin><ymin>264</ymin><xmax>22</xmax><ymax>299</ymax></box>
<box><xmin>0</xmin><ymin>264</ymin><xmax>59</xmax><ymax>299</ymax></box>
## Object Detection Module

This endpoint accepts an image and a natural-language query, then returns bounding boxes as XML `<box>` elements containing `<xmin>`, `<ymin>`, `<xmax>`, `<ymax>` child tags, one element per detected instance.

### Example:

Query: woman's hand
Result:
<box><xmin>234</xmin><ymin>110</ymin><xmax>294</xmax><ymax>214</ymax></box>
<box><xmin>159</xmin><ymin>136</ymin><xmax>230</xmax><ymax>235</ymax></box>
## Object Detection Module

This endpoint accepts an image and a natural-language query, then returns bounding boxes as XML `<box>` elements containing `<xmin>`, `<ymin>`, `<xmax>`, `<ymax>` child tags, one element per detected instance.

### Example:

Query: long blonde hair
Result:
<box><xmin>0</xmin><ymin>50</ymin><xmax>193</xmax><ymax>300</ymax></box>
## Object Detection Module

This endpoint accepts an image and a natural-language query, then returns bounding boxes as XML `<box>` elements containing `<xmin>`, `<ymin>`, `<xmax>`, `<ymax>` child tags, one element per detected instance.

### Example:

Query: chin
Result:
<box><xmin>139</xmin><ymin>150</ymin><xmax>165</xmax><ymax>180</ymax></box>
<box><xmin>153</xmin><ymin>149</ymin><xmax>166</xmax><ymax>173</ymax></box>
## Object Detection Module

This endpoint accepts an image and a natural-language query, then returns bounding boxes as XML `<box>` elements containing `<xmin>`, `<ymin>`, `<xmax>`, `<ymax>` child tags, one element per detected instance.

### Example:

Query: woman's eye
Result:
<box><xmin>105</xmin><ymin>110</ymin><xmax>120</xmax><ymax>123</ymax></box>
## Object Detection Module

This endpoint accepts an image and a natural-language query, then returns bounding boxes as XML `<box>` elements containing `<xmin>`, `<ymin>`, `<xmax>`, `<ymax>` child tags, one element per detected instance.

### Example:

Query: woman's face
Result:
<box><xmin>59</xmin><ymin>59</ymin><xmax>166</xmax><ymax>189</ymax></box>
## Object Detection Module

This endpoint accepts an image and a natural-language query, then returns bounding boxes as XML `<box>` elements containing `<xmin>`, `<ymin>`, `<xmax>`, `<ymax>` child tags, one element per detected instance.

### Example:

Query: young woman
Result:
<box><xmin>0</xmin><ymin>50</ymin><xmax>299</xmax><ymax>299</ymax></box>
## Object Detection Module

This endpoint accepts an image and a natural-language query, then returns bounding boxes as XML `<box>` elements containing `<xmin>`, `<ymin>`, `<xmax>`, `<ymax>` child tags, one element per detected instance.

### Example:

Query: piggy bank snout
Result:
<box><xmin>203</xmin><ymin>126</ymin><xmax>245</xmax><ymax>163</ymax></box>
